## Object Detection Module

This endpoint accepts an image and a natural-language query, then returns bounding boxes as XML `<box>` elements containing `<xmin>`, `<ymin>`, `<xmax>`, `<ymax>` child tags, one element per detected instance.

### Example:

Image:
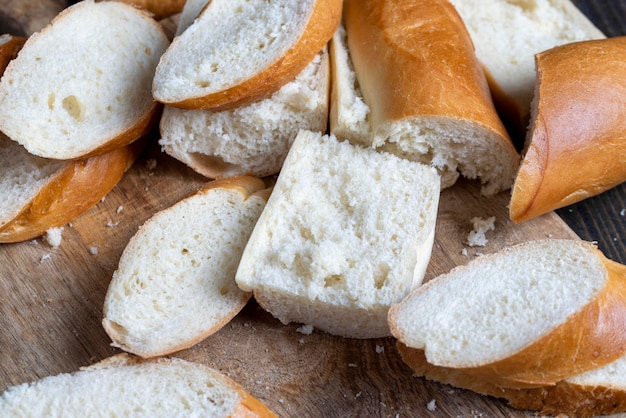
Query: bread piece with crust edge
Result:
<box><xmin>510</xmin><ymin>37</ymin><xmax>626</xmax><ymax>223</ymax></box>
<box><xmin>0</xmin><ymin>353</ymin><xmax>277</xmax><ymax>418</ymax></box>
<box><xmin>397</xmin><ymin>343</ymin><xmax>626</xmax><ymax>418</ymax></box>
<box><xmin>0</xmin><ymin>134</ymin><xmax>144</xmax><ymax>243</ymax></box>
<box><xmin>103</xmin><ymin>176</ymin><xmax>271</xmax><ymax>358</ymax></box>
<box><xmin>0</xmin><ymin>0</ymin><xmax>169</xmax><ymax>160</ymax></box>
<box><xmin>152</xmin><ymin>0</ymin><xmax>341</xmax><ymax>111</ymax></box>
<box><xmin>116</xmin><ymin>0</ymin><xmax>186</xmax><ymax>20</ymax></box>
<box><xmin>340</xmin><ymin>0</ymin><xmax>520</xmax><ymax>196</ymax></box>
<box><xmin>388</xmin><ymin>239</ymin><xmax>626</xmax><ymax>388</ymax></box>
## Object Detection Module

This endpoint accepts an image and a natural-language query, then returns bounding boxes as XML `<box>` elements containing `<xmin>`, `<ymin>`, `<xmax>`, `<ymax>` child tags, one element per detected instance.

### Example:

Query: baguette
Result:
<box><xmin>388</xmin><ymin>239</ymin><xmax>626</xmax><ymax>388</ymax></box>
<box><xmin>0</xmin><ymin>353</ymin><xmax>276</xmax><ymax>417</ymax></box>
<box><xmin>159</xmin><ymin>48</ymin><xmax>329</xmax><ymax>179</ymax></box>
<box><xmin>0</xmin><ymin>0</ymin><xmax>169</xmax><ymax>160</ymax></box>
<box><xmin>448</xmin><ymin>0</ymin><xmax>605</xmax><ymax>134</ymax></box>
<box><xmin>152</xmin><ymin>0</ymin><xmax>341</xmax><ymax>111</ymax></box>
<box><xmin>103</xmin><ymin>176</ymin><xmax>270</xmax><ymax>358</ymax></box>
<box><xmin>339</xmin><ymin>0</ymin><xmax>519</xmax><ymax>196</ymax></box>
<box><xmin>510</xmin><ymin>36</ymin><xmax>626</xmax><ymax>222</ymax></box>
<box><xmin>236</xmin><ymin>130</ymin><xmax>440</xmax><ymax>339</ymax></box>
<box><xmin>0</xmin><ymin>133</ymin><xmax>143</xmax><ymax>243</ymax></box>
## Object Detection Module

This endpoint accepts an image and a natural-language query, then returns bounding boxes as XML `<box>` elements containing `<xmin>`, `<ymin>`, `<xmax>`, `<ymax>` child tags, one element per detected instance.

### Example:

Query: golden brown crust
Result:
<box><xmin>342</xmin><ymin>0</ymin><xmax>513</xmax><ymax>145</ymax></box>
<box><xmin>0</xmin><ymin>35</ymin><xmax>26</xmax><ymax>75</ymax></box>
<box><xmin>114</xmin><ymin>0</ymin><xmax>186</xmax><ymax>20</ymax></box>
<box><xmin>168</xmin><ymin>0</ymin><xmax>342</xmax><ymax>111</ymax></box>
<box><xmin>510</xmin><ymin>37</ymin><xmax>626</xmax><ymax>223</ymax></box>
<box><xmin>0</xmin><ymin>140</ymin><xmax>145</xmax><ymax>243</ymax></box>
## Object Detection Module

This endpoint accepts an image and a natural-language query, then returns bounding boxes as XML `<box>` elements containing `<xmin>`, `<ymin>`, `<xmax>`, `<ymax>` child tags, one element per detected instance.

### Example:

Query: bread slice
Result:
<box><xmin>340</xmin><ymin>0</ymin><xmax>519</xmax><ymax>196</ymax></box>
<box><xmin>159</xmin><ymin>48</ymin><xmax>329</xmax><ymax>179</ymax></box>
<box><xmin>175</xmin><ymin>0</ymin><xmax>210</xmax><ymax>36</ymax></box>
<box><xmin>117</xmin><ymin>0</ymin><xmax>186</xmax><ymax>20</ymax></box>
<box><xmin>510</xmin><ymin>37</ymin><xmax>626</xmax><ymax>223</ymax></box>
<box><xmin>0</xmin><ymin>0</ymin><xmax>169</xmax><ymax>160</ymax></box>
<box><xmin>152</xmin><ymin>0</ymin><xmax>341</xmax><ymax>110</ymax></box>
<box><xmin>397</xmin><ymin>343</ymin><xmax>626</xmax><ymax>417</ymax></box>
<box><xmin>389</xmin><ymin>239</ymin><xmax>626</xmax><ymax>388</ymax></box>
<box><xmin>235</xmin><ymin>130</ymin><xmax>440</xmax><ymax>339</ymax></box>
<box><xmin>0</xmin><ymin>353</ymin><xmax>277</xmax><ymax>417</ymax></box>
<box><xmin>103</xmin><ymin>176</ymin><xmax>270</xmax><ymax>358</ymax></box>
<box><xmin>0</xmin><ymin>133</ymin><xmax>143</xmax><ymax>243</ymax></box>
<box><xmin>448</xmin><ymin>0</ymin><xmax>605</xmax><ymax>133</ymax></box>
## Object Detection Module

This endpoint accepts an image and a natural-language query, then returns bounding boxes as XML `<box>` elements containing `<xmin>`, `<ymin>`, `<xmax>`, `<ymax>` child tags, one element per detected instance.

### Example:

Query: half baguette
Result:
<box><xmin>388</xmin><ymin>239</ymin><xmax>626</xmax><ymax>388</ymax></box>
<box><xmin>103</xmin><ymin>176</ymin><xmax>270</xmax><ymax>358</ymax></box>
<box><xmin>0</xmin><ymin>353</ymin><xmax>276</xmax><ymax>417</ymax></box>
<box><xmin>152</xmin><ymin>0</ymin><xmax>341</xmax><ymax>111</ymax></box>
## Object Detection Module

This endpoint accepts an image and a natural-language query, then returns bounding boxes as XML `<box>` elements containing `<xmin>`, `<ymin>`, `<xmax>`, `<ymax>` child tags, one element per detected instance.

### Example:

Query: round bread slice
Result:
<box><xmin>0</xmin><ymin>353</ymin><xmax>277</xmax><ymax>417</ymax></box>
<box><xmin>0</xmin><ymin>133</ymin><xmax>142</xmax><ymax>243</ymax></box>
<box><xmin>389</xmin><ymin>239</ymin><xmax>626</xmax><ymax>388</ymax></box>
<box><xmin>0</xmin><ymin>0</ymin><xmax>169</xmax><ymax>160</ymax></box>
<box><xmin>152</xmin><ymin>0</ymin><xmax>341</xmax><ymax>110</ymax></box>
<box><xmin>103</xmin><ymin>176</ymin><xmax>270</xmax><ymax>358</ymax></box>
<box><xmin>510</xmin><ymin>37</ymin><xmax>626</xmax><ymax>223</ymax></box>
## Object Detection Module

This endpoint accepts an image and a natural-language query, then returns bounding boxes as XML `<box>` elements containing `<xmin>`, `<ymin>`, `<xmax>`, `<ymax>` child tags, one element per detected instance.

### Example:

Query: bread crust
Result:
<box><xmin>116</xmin><ymin>0</ymin><xmax>186</xmax><ymax>20</ymax></box>
<box><xmin>510</xmin><ymin>37</ymin><xmax>626</xmax><ymax>222</ymax></box>
<box><xmin>0</xmin><ymin>140</ymin><xmax>144</xmax><ymax>243</ymax></box>
<box><xmin>0</xmin><ymin>35</ymin><xmax>25</xmax><ymax>74</ymax></box>
<box><xmin>157</xmin><ymin>0</ymin><xmax>342</xmax><ymax>111</ymax></box>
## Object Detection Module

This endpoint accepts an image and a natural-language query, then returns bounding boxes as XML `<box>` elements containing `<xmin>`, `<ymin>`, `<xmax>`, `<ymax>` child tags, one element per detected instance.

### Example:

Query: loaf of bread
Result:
<box><xmin>103</xmin><ymin>176</ymin><xmax>270</xmax><ymax>358</ymax></box>
<box><xmin>0</xmin><ymin>0</ymin><xmax>169</xmax><ymax>160</ymax></box>
<box><xmin>510</xmin><ymin>36</ymin><xmax>626</xmax><ymax>222</ymax></box>
<box><xmin>0</xmin><ymin>353</ymin><xmax>277</xmax><ymax>417</ymax></box>
<box><xmin>448</xmin><ymin>0</ymin><xmax>605</xmax><ymax>134</ymax></box>
<box><xmin>152</xmin><ymin>0</ymin><xmax>341</xmax><ymax>111</ymax></box>
<box><xmin>389</xmin><ymin>239</ymin><xmax>626</xmax><ymax>388</ymax></box>
<box><xmin>338</xmin><ymin>0</ymin><xmax>520</xmax><ymax>196</ymax></box>
<box><xmin>236</xmin><ymin>130</ymin><xmax>440</xmax><ymax>338</ymax></box>
<box><xmin>159</xmin><ymin>48</ymin><xmax>329</xmax><ymax>179</ymax></box>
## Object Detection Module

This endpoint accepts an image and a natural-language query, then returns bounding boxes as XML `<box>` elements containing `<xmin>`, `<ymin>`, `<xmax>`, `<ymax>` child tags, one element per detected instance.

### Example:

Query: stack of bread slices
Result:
<box><xmin>2</xmin><ymin>0</ymin><xmax>626</xmax><ymax>416</ymax></box>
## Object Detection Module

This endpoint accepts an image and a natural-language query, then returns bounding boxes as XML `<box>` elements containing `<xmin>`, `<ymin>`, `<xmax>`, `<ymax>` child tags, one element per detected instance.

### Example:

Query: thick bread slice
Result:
<box><xmin>0</xmin><ymin>34</ymin><xmax>25</xmax><ymax>74</ymax></box>
<box><xmin>152</xmin><ymin>0</ymin><xmax>341</xmax><ymax>110</ymax></box>
<box><xmin>341</xmin><ymin>0</ymin><xmax>520</xmax><ymax>196</ymax></box>
<box><xmin>235</xmin><ymin>130</ymin><xmax>440</xmax><ymax>339</ymax></box>
<box><xmin>397</xmin><ymin>343</ymin><xmax>626</xmax><ymax>418</ymax></box>
<box><xmin>448</xmin><ymin>0</ymin><xmax>605</xmax><ymax>133</ymax></box>
<box><xmin>510</xmin><ymin>37</ymin><xmax>626</xmax><ymax>223</ymax></box>
<box><xmin>0</xmin><ymin>0</ymin><xmax>169</xmax><ymax>160</ymax></box>
<box><xmin>175</xmin><ymin>0</ymin><xmax>210</xmax><ymax>36</ymax></box>
<box><xmin>0</xmin><ymin>133</ymin><xmax>142</xmax><ymax>243</ymax></box>
<box><xmin>103</xmin><ymin>176</ymin><xmax>270</xmax><ymax>358</ymax></box>
<box><xmin>117</xmin><ymin>0</ymin><xmax>186</xmax><ymax>20</ymax></box>
<box><xmin>389</xmin><ymin>239</ymin><xmax>626</xmax><ymax>388</ymax></box>
<box><xmin>159</xmin><ymin>48</ymin><xmax>329</xmax><ymax>179</ymax></box>
<box><xmin>0</xmin><ymin>353</ymin><xmax>277</xmax><ymax>417</ymax></box>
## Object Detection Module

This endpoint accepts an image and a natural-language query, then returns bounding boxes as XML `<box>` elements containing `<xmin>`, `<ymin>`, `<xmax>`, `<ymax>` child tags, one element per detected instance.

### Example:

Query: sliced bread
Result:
<box><xmin>158</xmin><ymin>48</ymin><xmax>329</xmax><ymax>179</ymax></box>
<box><xmin>117</xmin><ymin>0</ymin><xmax>186</xmax><ymax>20</ymax></box>
<box><xmin>103</xmin><ymin>176</ymin><xmax>270</xmax><ymax>358</ymax></box>
<box><xmin>0</xmin><ymin>133</ymin><xmax>142</xmax><ymax>243</ymax></box>
<box><xmin>175</xmin><ymin>0</ymin><xmax>210</xmax><ymax>36</ymax></box>
<box><xmin>510</xmin><ymin>36</ymin><xmax>626</xmax><ymax>222</ymax></box>
<box><xmin>0</xmin><ymin>353</ymin><xmax>277</xmax><ymax>417</ymax></box>
<box><xmin>389</xmin><ymin>239</ymin><xmax>626</xmax><ymax>388</ymax></box>
<box><xmin>0</xmin><ymin>0</ymin><xmax>169</xmax><ymax>160</ymax></box>
<box><xmin>340</xmin><ymin>0</ymin><xmax>520</xmax><ymax>196</ymax></box>
<box><xmin>152</xmin><ymin>0</ymin><xmax>341</xmax><ymax>110</ymax></box>
<box><xmin>235</xmin><ymin>130</ymin><xmax>440</xmax><ymax>339</ymax></box>
<box><xmin>448</xmin><ymin>0</ymin><xmax>605</xmax><ymax>133</ymax></box>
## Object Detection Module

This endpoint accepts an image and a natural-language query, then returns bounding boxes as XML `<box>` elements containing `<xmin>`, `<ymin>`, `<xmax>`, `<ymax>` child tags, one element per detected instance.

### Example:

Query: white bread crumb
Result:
<box><xmin>467</xmin><ymin>216</ymin><xmax>496</xmax><ymax>247</ymax></box>
<box><xmin>90</xmin><ymin>247</ymin><xmax>99</xmax><ymax>255</ymax></box>
<box><xmin>40</xmin><ymin>253</ymin><xmax>52</xmax><ymax>262</ymax></box>
<box><xmin>375</xmin><ymin>345</ymin><xmax>384</xmax><ymax>354</ymax></box>
<box><xmin>106</xmin><ymin>220</ymin><xmax>120</xmax><ymax>228</ymax></box>
<box><xmin>427</xmin><ymin>399</ymin><xmax>436</xmax><ymax>411</ymax></box>
<box><xmin>296</xmin><ymin>324</ymin><xmax>314</xmax><ymax>335</ymax></box>
<box><xmin>146</xmin><ymin>158</ymin><xmax>157</xmax><ymax>171</ymax></box>
<box><xmin>44</xmin><ymin>227</ymin><xmax>64</xmax><ymax>248</ymax></box>
<box><xmin>116</xmin><ymin>205</ymin><xmax>124</xmax><ymax>214</ymax></box>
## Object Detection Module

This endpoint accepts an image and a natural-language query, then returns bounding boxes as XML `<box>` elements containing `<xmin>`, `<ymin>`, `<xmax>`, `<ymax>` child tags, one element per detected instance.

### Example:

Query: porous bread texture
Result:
<box><xmin>235</xmin><ymin>130</ymin><xmax>440</xmax><ymax>338</ymax></box>
<box><xmin>175</xmin><ymin>0</ymin><xmax>210</xmax><ymax>35</ymax></box>
<box><xmin>0</xmin><ymin>0</ymin><xmax>169</xmax><ymax>160</ymax></box>
<box><xmin>0</xmin><ymin>133</ymin><xmax>67</xmax><ymax>228</ymax></box>
<box><xmin>328</xmin><ymin>24</ymin><xmax>371</xmax><ymax>147</ymax></box>
<box><xmin>0</xmin><ymin>354</ymin><xmax>273</xmax><ymax>417</ymax></box>
<box><xmin>103</xmin><ymin>177</ymin><xmax>268</xmax><ymax>358</ymax></box>
<box><xmin>448</xmin><ymin>0</ymin><xmax>605</xmax><ymax>128</ymax></box>
<box><xmin>389</xmin><ymin>240</ymin><xmax>607</xmax><ymax>368</ymax></box>
<box><xmin>153</xmin><ymin>0</ymin><xmax>315</xmax><ymax>104</ymax></box>
<box><xmin>159</xmin><ymin>49</ymin><xmax>329</xmax><ymax>179</ymax></box>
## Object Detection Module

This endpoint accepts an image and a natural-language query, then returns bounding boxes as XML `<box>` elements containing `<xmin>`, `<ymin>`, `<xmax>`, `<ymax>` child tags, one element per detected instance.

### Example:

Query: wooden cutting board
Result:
<box><xmin>0</xmin><ymin>1</ymin><xmax>584</xmax><ymax>417</ymax></box>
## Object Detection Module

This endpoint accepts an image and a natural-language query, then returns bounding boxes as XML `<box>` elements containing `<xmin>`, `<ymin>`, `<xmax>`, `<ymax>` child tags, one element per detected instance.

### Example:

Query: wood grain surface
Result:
<box><xmin>0</xmin><ymin>1</ymin><xmax>624</xmax><ymax>417</ymax></box>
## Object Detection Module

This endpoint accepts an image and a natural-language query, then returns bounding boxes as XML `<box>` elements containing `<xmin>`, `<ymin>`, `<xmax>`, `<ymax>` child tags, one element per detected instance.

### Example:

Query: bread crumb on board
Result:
<box><xmin>296</xmin><ymin>324</ymin><xmax>314</xmax><ymax>335</ymax></box>
<box><xmin>44</xmin><ymin>227</ymin><xmax>64</xmax><ymax>248</ymax></box>
<box><xmin>427</xmin><ymin>399</ymin><xmax>436</xmax><ymax>411</ymax></box>
<box><xmin>89</xmin><ymin>246</ymin><xmax>99</xmax><ymax>255</ymax></box>
<box><xmin>40</xmin><ymin>253</ymin><xmax>52</xmax><ymax>263</ymax></box>
<box><xmin>467</xmin><ymin>216</ymin><xmax>496</xmax><ymax>247</ymax></box>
